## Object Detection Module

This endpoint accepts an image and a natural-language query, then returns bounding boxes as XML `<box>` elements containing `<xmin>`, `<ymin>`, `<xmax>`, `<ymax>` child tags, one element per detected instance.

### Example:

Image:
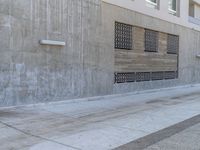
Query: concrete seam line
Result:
<box><xmin>114</xmin><ymin>114</ymin><xmax>200</xmax><ymax>150</ymax></box>
<box><xmin>0</xmin><ymin>121</ymin><xmax>81</xmax><ymax>150</ymax></box>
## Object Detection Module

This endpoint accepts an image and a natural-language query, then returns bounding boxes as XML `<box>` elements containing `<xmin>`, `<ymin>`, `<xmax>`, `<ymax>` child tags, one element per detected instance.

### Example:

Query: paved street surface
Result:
<box><xmin>145</xmin><ymin>122</ymin><xmax>200</xmax><ymax>150</ymax></box>
<box><xmin>115</xmin><ymin>115</ymin><xmax>200</xmax><ymax>150</ymax></box>
<box><xmin>0</xmin><ymin>85</ymin><xmax>200</xmax><ymax>150</ymax></box>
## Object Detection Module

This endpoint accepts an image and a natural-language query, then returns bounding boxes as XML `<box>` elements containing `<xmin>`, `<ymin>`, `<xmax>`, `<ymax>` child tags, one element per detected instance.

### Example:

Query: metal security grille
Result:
<box><xmin>136</xmin><ymin>72</ymin><xmax>151</xmax><ymax>82</ymax></box>
<box><xmin>115</xmin><ymin>72</ymin><xmax>135</xmax><ymax>83</ymax></box>
<box><xmin>164</xmin><ymin>71</ymin><xmax>176</xmax><ymax>79</ymax></box>
<box><xmin>145</xmin><ymin>29</ymin><xmax>158</xmax><ymax>52</ymax></box>
<box><xmin>115</xmin><ymin>22</ymin><xmax>132</xmax><ymax>50</ymax></box>
<box><xmin>114</xmin><ymin>71</ymin><xmax>178</xmax><ymax>84</ymax></box>
<box><xmin>167</xmin><ymin>34</ymin><xmax>179</xmax><ymax>54</ymax></box>
<box><xmin>151</xmin><ymin>72</ymin><xmax>164</xmax><ymax>80</ymax></box>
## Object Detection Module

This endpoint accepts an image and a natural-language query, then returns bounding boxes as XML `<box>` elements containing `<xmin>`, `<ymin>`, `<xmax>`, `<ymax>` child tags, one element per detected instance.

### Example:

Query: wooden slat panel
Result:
<box><xmin>115</xmin><ymin>27</ymin><xmax>178</xmax><ymax>73</ymax></box>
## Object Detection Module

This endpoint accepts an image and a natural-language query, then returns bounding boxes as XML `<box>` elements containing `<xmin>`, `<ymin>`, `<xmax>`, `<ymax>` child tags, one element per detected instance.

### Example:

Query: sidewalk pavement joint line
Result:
<box><xmin>114</xmin><ymin>114</ymin><xmax>200</xmax><ymax>150</ymax></box>
<box><xmin>0</xmin><ymin>120</ymin><xmax>81</xmax><ymax>150</ymax></box>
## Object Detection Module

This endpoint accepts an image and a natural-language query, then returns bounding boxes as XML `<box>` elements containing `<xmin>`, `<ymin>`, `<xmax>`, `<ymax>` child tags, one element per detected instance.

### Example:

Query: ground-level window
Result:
<box><xmin>115</xmin><ymin>22</ymin><xmax>132</xmax><ymax>50</ymax></box>
<box><xmin>145</xmin><ymin>29</ymin><xmax>158</xmax><ymax>52</ymax></box>
<box><xmin>115</xmin><ymin>71</ymin><xmax>178</xmax><ymax>83</ymax></box>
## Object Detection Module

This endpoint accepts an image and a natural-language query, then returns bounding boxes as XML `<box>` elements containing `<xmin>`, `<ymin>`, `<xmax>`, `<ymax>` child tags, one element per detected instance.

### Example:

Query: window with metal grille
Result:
<box><xmin>164</xmin><ymin>71</ymin><xmax>176</xmax><ymax>79</ymax></box>
<box><xmin>167</xmin><ymin>34</ymin><xmax>179</xmax><ymax>54</ymax></box>
<box><xmin>115</xmin><ymin>72</ymin><xmax>135</xmax><ymax>83</ymax></box>
<box><xmin>145</xmin><ymin>29</ymin><xmax>158</xmax><ymax>52</ymax></box>
<box><xmin>151</xmin><ymin>72</ymin><xmax>164</xmax><ymax>80</ymax></box>
<box><xmin>114</xmin><ymin>71</ymin><xmax>178</xmax><ymax>84</ymax></box>
<box><xmin>115</xmin><ymin>22</ymin><xmax>132</xmax><ymax>50</ymax></box>
<box><xmin>136</xmin><ymin>72</ymin><xmax>151</xmax><ymax>82</ymax></box>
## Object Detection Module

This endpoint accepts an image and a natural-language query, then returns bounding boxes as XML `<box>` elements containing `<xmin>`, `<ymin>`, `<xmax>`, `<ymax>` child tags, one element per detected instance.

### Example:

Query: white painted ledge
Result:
<box><xmin>39</xmin><ymin>40</ymin><xmax>66</xmax><ymax>46</ymax></box>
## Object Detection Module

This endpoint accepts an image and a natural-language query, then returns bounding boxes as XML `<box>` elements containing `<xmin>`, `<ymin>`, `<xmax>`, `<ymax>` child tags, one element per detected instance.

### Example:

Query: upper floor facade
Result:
<box><xmin>103</xmin><ymin>0</ymin><xmax>200</xmax><ymax>31</ymax></box>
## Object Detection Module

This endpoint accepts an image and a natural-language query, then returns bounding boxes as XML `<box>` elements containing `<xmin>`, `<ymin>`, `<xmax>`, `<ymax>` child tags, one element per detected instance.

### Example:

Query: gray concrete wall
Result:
<box><xmin>1</xmin><ymin>1</ymin><xmax>200</xmax><ymax>107</ymax></box>
<box><xmin>101</xmin><ymin>2</ymin><xmax>200</xmax><ymax>94</ymax></box>
<box><xmin>0</xmin><ymin>0</ymin><xmax>113</xmax><ymax>106</ymax></box>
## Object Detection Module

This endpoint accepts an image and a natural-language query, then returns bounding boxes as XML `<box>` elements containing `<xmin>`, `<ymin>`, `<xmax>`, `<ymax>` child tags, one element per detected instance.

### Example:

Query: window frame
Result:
<box><xmin>168</xmin><ymin>0</ymin><xmax>178</xmax><ymax>16</ymax></box>
<box><xmin>146</xmin><ymin>0</ymin><xmax>159</xmax><ymax>9</ymax></box>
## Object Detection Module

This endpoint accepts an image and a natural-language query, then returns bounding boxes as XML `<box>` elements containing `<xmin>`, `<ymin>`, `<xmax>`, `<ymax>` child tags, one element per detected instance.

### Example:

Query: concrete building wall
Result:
<box><xmin>102</xmin><ymin>0</ymin><xmax>200</xmax><ymax>30</ymax></box>
<box><xmin>0</xmin><ymin>0</ymin><xmax>113</xmax><ymax>106</ymax></box>
<box><xmin>101</xmin><ymin>2</ymin><xmax>200</xmax><ymax>93</ymax></box>
<box><xmin>1</xmin><ymin>1</ymin><xmax>200</xmax><ymax>107</ymax></box>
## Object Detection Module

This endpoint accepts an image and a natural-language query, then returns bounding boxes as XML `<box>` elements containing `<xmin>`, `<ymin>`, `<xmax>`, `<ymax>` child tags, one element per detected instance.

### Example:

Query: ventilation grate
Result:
<box><xmin>151</xmin><ymin>72</ymin><xmax>164</xmax><ymax>81</ymax></box>
<box><xmin>136</xmin><ymin>72</ymin><xmax>151</xmax><ymax>82</ymax></box>
<box><xmin>145</xmin><ymin>29</ymin><xmax>158</xmax><ymax>52</ymax></box>
<box><xmin>164</xmin><ymin>71</ymin><xmax>176</xmax><ymax>79</ymax></box>
<box><xmin>115</xmin><ymin>72</ymin><xmax>135</xmax><ymax>83</ymax></box>
<box><xmin>167</xmin><ymin>34</ymin><xmax>179</xmax><ymax>54</ymax></box>
<box><xmin>115</xmin><ymin>71</ymin><xmax>178</xmax><ymax>84</ymax></box>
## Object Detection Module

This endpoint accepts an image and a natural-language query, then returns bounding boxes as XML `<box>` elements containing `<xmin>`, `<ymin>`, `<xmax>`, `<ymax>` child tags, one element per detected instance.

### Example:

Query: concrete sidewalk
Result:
<box><xmin>0</xmin><ymin>85</ymin><xmax>200</xmax><ymax>150</ymax></box>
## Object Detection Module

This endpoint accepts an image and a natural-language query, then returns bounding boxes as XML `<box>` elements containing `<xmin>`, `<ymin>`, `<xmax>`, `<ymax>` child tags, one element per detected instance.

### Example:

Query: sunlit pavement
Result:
<box><xmin>0</xmin><ymin>85</ymin><xmax>200</xmax><ymax>150</ymax></box>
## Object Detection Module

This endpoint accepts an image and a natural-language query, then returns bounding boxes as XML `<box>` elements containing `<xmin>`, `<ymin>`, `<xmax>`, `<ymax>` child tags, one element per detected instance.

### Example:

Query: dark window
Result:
<box><xmin>136</xmin><ymin>72</ymin><xmax>151</xmax><ymax>82</ymax></box>
<box><xmin>145</xmin><ymin>29</ymin><xmax>158</xmax><ymax>52</ymax></box>
<box><xmin>164</xmin><ymin>71</ymin><xmax>176</xmax><ymax>79</ymax></box>
<box><xmin>168</xmin><ymin>0</ymin><xmax>177</xmax><ymax>12</ymax></box>
<box><xmin>115</xmin><ymin>72</ymin><xmax>135</xmax><ymax>83</ymax></box>
<box><xmin>114</xmin><ymin>71</ymin><xmax>178</xmax><ymax>84</ymax></box>
<box><xmin>167</xmin><ymin>34</ymin><xmax>179</xmax><ymax>54</ymax></box>
<box><xmin>151</xmin><ymin>72</ymin><xmax>164</xmax><ymax>80</ymax></box>
<box><xmin>115</xmin><ymin>22</ymin><xmax>132</xmax><ymax>50</ymax></box>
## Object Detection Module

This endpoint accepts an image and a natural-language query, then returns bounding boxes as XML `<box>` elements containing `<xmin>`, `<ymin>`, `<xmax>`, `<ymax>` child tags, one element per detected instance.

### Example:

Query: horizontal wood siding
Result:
<box><xmin>115</xmin><ymin>26</ymin><xmax>178</xmax><ymax>73</ymax></box>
